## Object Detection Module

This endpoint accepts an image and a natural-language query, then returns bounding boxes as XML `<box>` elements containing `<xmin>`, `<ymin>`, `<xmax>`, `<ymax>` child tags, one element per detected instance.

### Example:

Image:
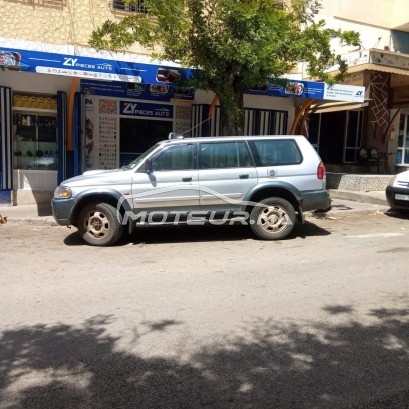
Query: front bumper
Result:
<box><xmin>386</xmin><ymin>186</ymin><xmax>409</xmax><ymax>210</ymax></box>
<box><xmin>51</xmin><ymin>197</ymin><xmax>77</xmax><ymax>225</ymax></box>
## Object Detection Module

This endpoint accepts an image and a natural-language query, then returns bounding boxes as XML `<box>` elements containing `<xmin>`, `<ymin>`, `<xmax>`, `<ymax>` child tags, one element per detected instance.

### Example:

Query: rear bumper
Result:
<box><xmin>301</xmin><ymin>189</ymin><xmax>331</xmax><ymax>211</ymax></box>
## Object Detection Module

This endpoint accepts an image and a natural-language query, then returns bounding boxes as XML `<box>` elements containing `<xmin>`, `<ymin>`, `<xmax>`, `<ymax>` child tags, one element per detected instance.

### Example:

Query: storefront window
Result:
<box><xmin>119</xmin><ymin>118</ymin><xmax>173</xmax><ymax>167</ymax></box>
<box><xmin>309</xmin><ymin>110</ymin><xmax>363</xmax><ymax>163</ymax></box>
<box><xmin>397</xmin><ymin>113</ymin><xmax>409</xmax><ymax>165</ymax></box>
<box><xmin>12</xmin><ymin>92</ymin><xmax>57</xmax><ymax>171</ymax></box>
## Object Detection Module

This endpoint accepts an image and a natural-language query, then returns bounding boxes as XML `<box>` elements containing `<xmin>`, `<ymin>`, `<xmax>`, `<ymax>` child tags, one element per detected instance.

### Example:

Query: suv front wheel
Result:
<box><xmin>78</xmin><ymin>202</ymin><xmax>123</xmax><ymax>246</ymax></box>
<box><xmin>250</xmin><ymin>197</ymin><xmax>296</xmax><ymax>240</ymax></box>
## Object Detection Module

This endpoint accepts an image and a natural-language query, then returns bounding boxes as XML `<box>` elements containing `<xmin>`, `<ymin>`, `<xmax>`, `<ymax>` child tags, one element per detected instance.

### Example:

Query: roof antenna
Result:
<box><xmin>168</xmin><ymin>132</ymin><xmax>184</xmax><ymax>140</ymax></box>
<box><xmin>177</xmin><ymin>116</ymin><xmax>213</xmax><ymax>137</ymax></box>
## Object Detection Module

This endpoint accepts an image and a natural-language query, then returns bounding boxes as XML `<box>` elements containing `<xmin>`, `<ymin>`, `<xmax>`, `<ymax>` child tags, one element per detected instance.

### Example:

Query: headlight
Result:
<box><xmin>54</xmin><ymin>186</ymin><xmax>72</xmax><ymax>198</ymax></box>
<box><xmin>388</xmin><ymin>177</ymin><xmax>396</xmax><ymax>187</ymax></box>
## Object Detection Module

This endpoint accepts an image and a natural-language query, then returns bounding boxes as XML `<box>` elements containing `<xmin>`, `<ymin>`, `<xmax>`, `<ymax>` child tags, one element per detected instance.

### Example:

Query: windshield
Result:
<box><xmin>124</xmin><ymin>143</ymin><xmax>162</xmax><ymax>170</ymax></box>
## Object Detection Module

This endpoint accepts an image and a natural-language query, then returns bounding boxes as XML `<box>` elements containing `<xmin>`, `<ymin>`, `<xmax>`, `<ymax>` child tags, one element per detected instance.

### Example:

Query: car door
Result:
<box><xmin>198</xmin><ymin>141</ymin><xmax>258</xmax><ymax>210</ymax></box>
<box><xmin>130</xmin><ymin>143</ymin><xmax>200</xmax><ymax>213</ymax></box>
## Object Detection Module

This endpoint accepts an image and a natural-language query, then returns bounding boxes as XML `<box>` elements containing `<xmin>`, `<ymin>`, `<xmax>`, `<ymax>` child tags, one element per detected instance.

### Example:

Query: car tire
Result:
<box><xmin>250</xmin><ymin>197</ymin><xmax>296</xmax><ymax>240</ymax></box>
<box><xmin>78</xmin><ymin>202</ymin><xmax>123</xmax><ymax>246</ymax></box>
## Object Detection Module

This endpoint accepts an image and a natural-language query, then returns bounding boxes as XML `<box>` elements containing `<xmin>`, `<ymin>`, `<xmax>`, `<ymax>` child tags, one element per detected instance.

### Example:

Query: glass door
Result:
<box><xmin>397</xmin><ymin>113</ymin><xmax>409</xmax><ymax>165</ymax></box>
<box><xmin>344</xmin><ymin>110</ymin><xmax>363</xmax><ymax>163</ymax></box>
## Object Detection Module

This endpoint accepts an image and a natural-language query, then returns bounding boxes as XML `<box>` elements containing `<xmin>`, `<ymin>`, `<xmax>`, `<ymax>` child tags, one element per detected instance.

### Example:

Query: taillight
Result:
<box><xmin>317</xmin><ymin>161</ymin><xmax>326</xmax><ymax>180</ymax></box>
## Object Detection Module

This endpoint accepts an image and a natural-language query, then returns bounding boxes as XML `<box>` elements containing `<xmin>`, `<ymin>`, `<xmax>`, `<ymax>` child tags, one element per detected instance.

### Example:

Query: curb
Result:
<box><xmin>329</xmin><ymin>189</ymin><xmax>387</xmax><ymax>206</ymax></box>
<box><xmin>4</xmin><ymin>217</ymin><xmax>56</xmax><ymax>225</ymax></box>
<box><xmin>305</xmin><ymin>207</ymin><xmax>389</xmax><ymax>220</ymax></box>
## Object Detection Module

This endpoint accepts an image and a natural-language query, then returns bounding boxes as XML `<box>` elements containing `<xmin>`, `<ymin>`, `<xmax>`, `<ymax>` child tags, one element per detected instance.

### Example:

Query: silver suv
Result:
<box><xmin>52</xmin><ymin>134</ymin><xmax>331</xmax><ymax>246</ymax></box>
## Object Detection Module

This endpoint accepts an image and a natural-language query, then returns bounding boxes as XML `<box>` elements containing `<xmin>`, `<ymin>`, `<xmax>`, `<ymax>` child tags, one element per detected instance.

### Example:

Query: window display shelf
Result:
<box><xmin>13</xmin><ymin>112</ymin><xmax>57</xmax><ymax>171</ymax></box>
<box><xmin>13</xmin><ymin>107</ymin><xmax>56</xmax><ymax>114</ymax></box>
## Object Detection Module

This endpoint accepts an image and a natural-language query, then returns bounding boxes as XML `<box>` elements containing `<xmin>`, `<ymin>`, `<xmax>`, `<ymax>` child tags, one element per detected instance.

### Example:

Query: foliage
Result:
<box><xmin>90</xmin><ymin>0</ymin><xmax>360</xmax><ymax>135</ymax></box>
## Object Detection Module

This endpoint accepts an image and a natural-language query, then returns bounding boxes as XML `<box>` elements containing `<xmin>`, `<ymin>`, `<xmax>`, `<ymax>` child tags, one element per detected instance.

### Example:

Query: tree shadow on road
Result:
<box><xmin>2</xmin><ymin>303</ymin><xmax>408</xmax><ymax>408</ymax></box>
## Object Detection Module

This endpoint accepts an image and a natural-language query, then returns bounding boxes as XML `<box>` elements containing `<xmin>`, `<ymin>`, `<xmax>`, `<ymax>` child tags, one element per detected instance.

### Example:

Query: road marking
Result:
<box><xmin>346</xmin><ymin>233</ymin><xmax>405</xmax><ymax>238</ymax></box>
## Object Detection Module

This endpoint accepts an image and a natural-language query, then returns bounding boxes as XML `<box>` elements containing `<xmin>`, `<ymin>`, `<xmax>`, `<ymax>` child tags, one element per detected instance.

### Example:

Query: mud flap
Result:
<box><xmin>297</xmin><ymin>202</ymin><xmax>305</xmax><ymax>224</ymax></box>
<box><xmin>128</xmin><ymin>220</ymin><xmax>136</xmax><ymax>235</ymax></box>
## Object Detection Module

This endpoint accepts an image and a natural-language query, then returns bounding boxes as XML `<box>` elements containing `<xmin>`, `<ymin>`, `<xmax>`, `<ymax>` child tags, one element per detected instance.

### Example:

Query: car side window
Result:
<box><xmin>152</xmin><ymin>144</ymin><xmax>194</xmax><ymax>171</ymax></box>
<box><xmin>200</xmin><ymin>142</ymin><xmax>238</xmax><ymax>169</ymax></box>
<box><xmin>250</xmin><ymin>139</ymin><xmax>302</xmax><ymax>166</ymax></box>
<box><xmin>200</xmin><ymin>142</ymin><xmax>251</xmax><ymax>169</ymax></box>
<box><xmin>237</xmin><ymin>142</ymin><xmax>253</xmax><ymax>167</ymax></box>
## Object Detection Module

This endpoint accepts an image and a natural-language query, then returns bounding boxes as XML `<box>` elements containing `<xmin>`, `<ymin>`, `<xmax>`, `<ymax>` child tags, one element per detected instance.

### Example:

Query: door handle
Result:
<box><xmin>239</xmin><ymin>174</ymin><xmax>249</xmax><ymax>179</ymax></box>
<box><xmin>182</xmin><ymin>177</ymin><xmax>192</xmax><ymax>182</ymax></box>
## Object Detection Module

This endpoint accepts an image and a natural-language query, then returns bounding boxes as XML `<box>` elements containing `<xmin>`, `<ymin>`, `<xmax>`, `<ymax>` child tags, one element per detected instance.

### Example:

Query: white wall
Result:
<box><xmin>316</xmin><ymin>7</ymin><xmax>393</xmax><ymax>53</ymax></box>
<box><xmin>0</xmin><ymin>70</ymin><xmax>74</xmax><ymax>94</ymax></box>
<box><xmin>194</xmin><ymin>90</ymin><xmax>295</xmax><ymax>134</ymax></box>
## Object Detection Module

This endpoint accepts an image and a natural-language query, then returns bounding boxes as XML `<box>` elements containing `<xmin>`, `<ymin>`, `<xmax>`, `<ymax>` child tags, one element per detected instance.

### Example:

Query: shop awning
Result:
<box><xmin>345</xmin><ymin>62</ymin><xmax>409</xmax><ymax>77</ymax></box>
<box><xmin>309</xmin><ymin>100</ymin><xmax>369</xmax><ymax>114</ymax></box>
<box><xmin>0</xmin><ymin>46</ymin><xmax>194</xmax><ymax>85</ymax></box>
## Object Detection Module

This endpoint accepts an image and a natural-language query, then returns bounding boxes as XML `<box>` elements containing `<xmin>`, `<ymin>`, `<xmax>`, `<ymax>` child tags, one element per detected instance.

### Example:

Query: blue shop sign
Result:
<box><xmin>81</xmin><ymin>79</ymin><xmax>194</xmax><ymax>102</ymax></box>
<box><xmin>0</xmin><ymin>47</ymin><xmax>194</xmax><ymax>86</ymax></box>
<box><xmin>120</xmin><ymin>101</ymin><xmax>174</xmax><ymax>118</ymax></box>
<box><xmin>0</xmin><ymin>46</ymin><xmax>364</xmax><ymax>103</ymax></box>
<box><xmin>246</xmin><ymin>80</ymin><xmax>365</xmax><ymax>103</ymax></box>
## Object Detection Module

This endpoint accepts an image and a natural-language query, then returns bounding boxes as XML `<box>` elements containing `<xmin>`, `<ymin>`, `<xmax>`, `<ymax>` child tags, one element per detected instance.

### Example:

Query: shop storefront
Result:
<box><xmin>80</xmin><ymin>79</ymin><xmax>194</xmax><ymax>172</ymax></box>
<box><xmin>12</xmin><ymin>92</ymin><xmax>60</xmax><ymax>200</ymax></box>
<box><xmin>0</xmin><ymin>44</ymin><xmax>194</xmax><ymax>205</ymax></box>
<box><xmin>0</xmin><ymin>42</ymin><xmax>367</xmax><ymax>206</ymax></box>
<box><xmin>0</xmin><ymin>71</ymin><xmax>70</xmax><ymax>205</ymax></box>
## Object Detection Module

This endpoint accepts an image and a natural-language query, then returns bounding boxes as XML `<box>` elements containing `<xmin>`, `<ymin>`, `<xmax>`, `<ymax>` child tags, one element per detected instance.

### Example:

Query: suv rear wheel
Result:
<box><xmin>250</xmin><ymin>197</ymin><xmax>296</xmax><ymax>240</ymax></box>
<box><xmin>78</xmin><ymin>203</ymin><xmax>123</xmax><ymax>246</ymax></box>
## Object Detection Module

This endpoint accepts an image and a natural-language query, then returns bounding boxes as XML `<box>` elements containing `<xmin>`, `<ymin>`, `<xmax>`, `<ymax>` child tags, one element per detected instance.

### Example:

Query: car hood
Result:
<box><xmin>61</xmin><ymin>168</ymin><xmax>133</xmax><ymax>187</ymax></box>
<box><xmin>396</xmin><ymin>170</ymin><xmax>409</xmax><ymax>183</ymax></box>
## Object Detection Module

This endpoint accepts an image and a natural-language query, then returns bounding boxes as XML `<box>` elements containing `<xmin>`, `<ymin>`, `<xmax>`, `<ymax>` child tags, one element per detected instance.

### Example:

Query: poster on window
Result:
<box><xmin>84</xmin><ymin>96</ymin><xmax>96</xmax><ymax>171</ymax></box>
<box><xmin>84</xmin><ymin>96</ymin><xmax>119</xmax><ymax>171</ymax></box>
<box><xmin>174</xmin><ymin>103</ymin><xmax>193</xmax><ymax>137</ymax></box>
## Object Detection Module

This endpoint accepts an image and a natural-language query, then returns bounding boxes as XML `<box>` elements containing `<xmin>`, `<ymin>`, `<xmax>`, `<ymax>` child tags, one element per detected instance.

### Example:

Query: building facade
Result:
<box><xmin>298</xmin><ymin>0</ymin><xmax>409</xmax><ymax>175</ymax></box>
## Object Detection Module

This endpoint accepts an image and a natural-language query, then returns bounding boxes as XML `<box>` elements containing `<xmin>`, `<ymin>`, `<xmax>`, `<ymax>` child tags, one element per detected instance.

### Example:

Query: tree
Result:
<box><xmin>90</xmin><ymin>0</ymin><xmax>360</xmax><ymax>135</ymax></box>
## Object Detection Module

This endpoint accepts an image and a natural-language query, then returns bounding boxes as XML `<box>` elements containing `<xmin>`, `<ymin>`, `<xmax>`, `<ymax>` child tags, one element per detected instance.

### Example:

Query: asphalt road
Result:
<box><xmin>1</xmin><ymin>211</ymin><xmax>409</xmax><ymax>408</ymax></box>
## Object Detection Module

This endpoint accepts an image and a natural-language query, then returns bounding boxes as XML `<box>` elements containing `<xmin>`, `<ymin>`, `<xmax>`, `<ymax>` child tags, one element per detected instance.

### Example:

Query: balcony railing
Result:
<box><xmin>274</xmin><ymin>1</ymin><xmax>285</xmax><ymax>10</ymax></box>
<box><xmin>112</xmin><ymin>0</ymin><xmax>148</xmax><ymax>14</ymax></box>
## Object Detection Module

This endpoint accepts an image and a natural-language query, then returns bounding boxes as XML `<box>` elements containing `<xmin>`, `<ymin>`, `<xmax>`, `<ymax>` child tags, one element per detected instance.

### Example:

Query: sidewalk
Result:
<box><xmin>0</xmin><ymin>202</ymin><xmax>55</xmax><ymax>224</ymax></box>
<box><xmin>0</xmin><ymin>189</ymin><xmax>390</xmax><ymax>225</ymax></box>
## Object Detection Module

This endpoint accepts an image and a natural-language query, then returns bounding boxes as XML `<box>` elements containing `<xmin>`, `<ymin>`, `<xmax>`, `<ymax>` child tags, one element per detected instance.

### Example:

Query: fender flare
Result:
<box><xmin>242</xmin><ymin>181</ymin><xmax>303</xmax><ymax>206</ymax></box>
<box><xmin>71</xmin><ymin>188</ymin><xmax>133</xmax><ymax>221</ymax></box>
